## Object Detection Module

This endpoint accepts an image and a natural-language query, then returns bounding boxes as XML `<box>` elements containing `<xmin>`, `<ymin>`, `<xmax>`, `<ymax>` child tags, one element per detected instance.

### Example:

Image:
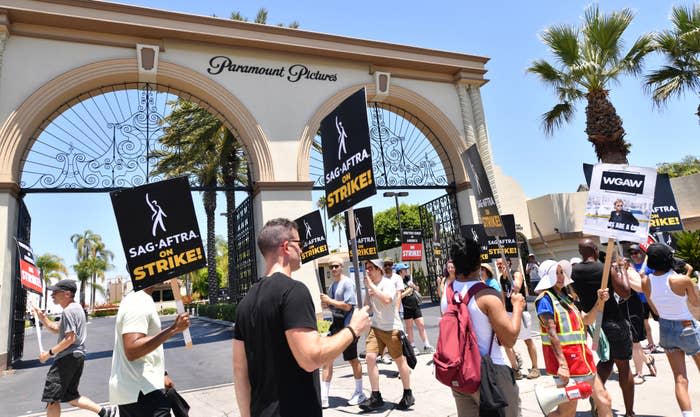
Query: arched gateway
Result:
<box><xmin>0</xmin><ymin>0</ymin><xmax>498</xmax><ymax>368</ymax></box>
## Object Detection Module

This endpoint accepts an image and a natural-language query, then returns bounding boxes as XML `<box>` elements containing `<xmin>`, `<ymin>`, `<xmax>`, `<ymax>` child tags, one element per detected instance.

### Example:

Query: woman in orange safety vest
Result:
<box><xmin>534</xmin><ymin>260</ymin><xmax>612</xmax><ymax>417</ymax></box>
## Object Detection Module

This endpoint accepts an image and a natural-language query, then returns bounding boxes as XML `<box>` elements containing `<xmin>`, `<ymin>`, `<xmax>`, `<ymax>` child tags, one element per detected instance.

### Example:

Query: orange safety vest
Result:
<box><xmin>536</xmin><ymin>290</ymin><xmax>596</xmax><ymax>377</ymax></box>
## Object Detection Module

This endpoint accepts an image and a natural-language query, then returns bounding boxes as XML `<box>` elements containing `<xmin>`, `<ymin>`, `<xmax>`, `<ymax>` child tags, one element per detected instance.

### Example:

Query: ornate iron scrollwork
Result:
<box><xmin>311</xmin><ymin>102</ymin><xmax>452</xmax><ymax>189</ymax></box>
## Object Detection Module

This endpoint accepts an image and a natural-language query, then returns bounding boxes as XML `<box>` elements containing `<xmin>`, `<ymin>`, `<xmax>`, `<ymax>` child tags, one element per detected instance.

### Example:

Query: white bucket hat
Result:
<box><xmin>534</xmin><ymin>260</ymin><xmax>573</xmax><ymax>293</ymax></box>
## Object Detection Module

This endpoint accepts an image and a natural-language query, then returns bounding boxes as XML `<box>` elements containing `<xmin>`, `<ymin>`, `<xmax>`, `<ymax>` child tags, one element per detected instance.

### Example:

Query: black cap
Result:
<box><xmin>47</xmin><ymin>279</ymin><xmax>77</xmax><ymax>293</ymax></box>
<box><xmin>647</xmin><ymin>244</ymin><xmax>673</xmax><ymax>271</ymax></box>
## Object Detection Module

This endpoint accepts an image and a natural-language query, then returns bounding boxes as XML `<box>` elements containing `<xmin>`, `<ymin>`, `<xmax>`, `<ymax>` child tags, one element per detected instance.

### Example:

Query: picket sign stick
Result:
<box><xmin>347</xmin><ymin>208</ymin><xmax>363</xmax><ymax>307</ymax></box>
<box><xmin>169</xmin><ymin>279</ymin><xmax>192</xmax><ymax>349</ymax></box>
<box><xmin>591</xmin><ymin>237</ymin><xmax>615</xmax><ymax>350</ymax></box>
<box><xmin>29</xmin><ymin>301</ymin><xmax>44</xmax><ymax>353</ymax></box>
<box><xmin>496</xmin><ymin>237</ymin><xmax>527</xmax><ymax>325</ymax></box>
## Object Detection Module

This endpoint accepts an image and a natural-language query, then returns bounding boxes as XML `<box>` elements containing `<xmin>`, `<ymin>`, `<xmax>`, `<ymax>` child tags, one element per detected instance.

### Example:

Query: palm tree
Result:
<box><xmin>645</xmin><ymin>4</ymin><xmax>700</xmax><ymax>122</ymax></box>
<box><xmin>330</xmin><ymin>214</ymin><xmax>345</xmax><ymax>248</ymax></box>
<box><xmin>35</xmin><ymin>253</ymin><xmax>67</xmax><ymax>310</ymax></box>
<box><xmin>527</xmin><ymin>6</ymin><xmax>654</xmax><ymax>163</ymax></box>
<box><xmin>317</xmin><ymin>195</ymin><xmax>328</xmax><ymax>237</ymax></box>
<box><xmin>70</xmin><ymin>231</ymin><xmax>113</xmax><ymax>309</ymax></box>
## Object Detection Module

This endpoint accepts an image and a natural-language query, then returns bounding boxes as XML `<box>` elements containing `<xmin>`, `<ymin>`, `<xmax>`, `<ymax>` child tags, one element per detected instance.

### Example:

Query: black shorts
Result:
<box><xmin>642</xmin><ymin>302</ymin><xmax>659</xmax><ymax>321</ymax></box>
<box><xmin>626</xmin><ymin>295</ymin><xmax>647</xmax><ymax>343</ymax></box>
<box><xmin>402</xmin><ymin>306</ymin><xmax>422</xmax><ymax>320</ymax></box>
<box><xmin>329</xmin><ymin>318</ymin><xmax>358</xmax><ymax>361</ymax></box>
<box><xmin>602</xmin><ymin>319</ymin><xmax>633</xmax><ymax>361</ymax></box>
<box><xmin>118</xmin><ymin>389</ymin><xmax>171</xmax><ymax>417</ymax></box>
<box><xmin>42</xmin><ymin>353</ymin><xmax>85</xmax><ymax>403</ymax></box>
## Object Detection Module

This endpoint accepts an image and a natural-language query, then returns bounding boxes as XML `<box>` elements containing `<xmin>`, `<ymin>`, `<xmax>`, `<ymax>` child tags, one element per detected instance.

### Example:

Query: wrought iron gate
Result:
<box><xmin>9</xmin><ymin>198</ymin><xmax>31</xmax><ymax>366</ymax></box>
<box><xmin>419</xmin><ymin>193</ymin><xmax>460</xmax><ymax>302</ymax></box>
<box><xmin>228</xmin><ymin>195</ymin><xmax>257</xmax><ymax>302</ymax></box>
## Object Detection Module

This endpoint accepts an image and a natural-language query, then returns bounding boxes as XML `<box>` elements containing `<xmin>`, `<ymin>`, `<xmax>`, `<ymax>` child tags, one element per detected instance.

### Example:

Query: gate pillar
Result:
<box><xmin>454</xmin><ymin>182</ymin><xmax>478</xmax><ymax>226</ymax></box>
<box><xmin>252</xmin><ymin>182</ymin><xmax>322</xmax><ymax>313</ymax></box>
<box><xmin>0</xmin><ymin>183</ymin><xmax>19</xmax><ymax>369</ymax></box>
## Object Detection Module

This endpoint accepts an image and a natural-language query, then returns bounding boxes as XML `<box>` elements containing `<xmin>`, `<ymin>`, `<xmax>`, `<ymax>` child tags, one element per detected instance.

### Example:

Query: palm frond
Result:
<box><xmin>540</xmin><ymin>25</ymin><xmax>580</xmax><ymax>67</ymax></box>
<box><xmin>541</xmin><ymin>103</ymin><xmax>575</xmax><ymax>136</ymax></box>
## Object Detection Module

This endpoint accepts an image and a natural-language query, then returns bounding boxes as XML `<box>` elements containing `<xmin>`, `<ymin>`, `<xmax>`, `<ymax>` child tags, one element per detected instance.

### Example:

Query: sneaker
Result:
<box><xmin>413</xmin><ymin>346</ymin><xmax>420</xmax><ymax>356</ymax></box>
<box><xmin>359</xmin><ymin>393</ymin><xmax>384</xmax><ymax>411</ymax></box>
<box><xmin>396</xmin><ymin>392</ymin><xmax>415</xmax><ymax>410</ymax></box>
<box><xmin>322</xmin><ymin>396</ymin><xmax>329</xmax><ymax>409</ymax></box>
<box><xmin>103</xmin><ymin>406</ymin><xmax>119</xmax><ymax>417</ymax></box>
<box><xmin>515</xmin><ymin>352</ymin><xmax>523</xmax><ymax>369</ymax></box>
<box><xmin>513</xmin><ymin>369</ymin><xmax>523</xmax><ymax>380</ymax></box>
<box><xmin>347</xmin><ymin>390</ymin><xmax>367</xmax><ymax>406</ymax></box>
<box><xmin>378</xmin><ymin>354</ymin><xmax>393</xmax><ymax>364</ymax></box>
<box><xmin>526</xmin><ymin>368</ymin><xmax>541</xmax><ymax>379</ymax></box>
<box><xmin>423</xmin><ymin>345</ymin><xmax>435</xmax><ymax>354</ymax></box>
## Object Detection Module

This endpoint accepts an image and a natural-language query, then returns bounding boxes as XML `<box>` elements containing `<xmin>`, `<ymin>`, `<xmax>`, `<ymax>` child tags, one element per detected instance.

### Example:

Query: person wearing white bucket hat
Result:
<box><xmin>535</xmin><ymin>260</ymin><xmax>613</xmax><ymax>417</ymax></box>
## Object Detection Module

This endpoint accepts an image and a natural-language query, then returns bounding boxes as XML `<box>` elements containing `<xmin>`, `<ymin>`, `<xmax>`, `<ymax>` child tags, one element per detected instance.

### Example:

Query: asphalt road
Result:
<box><xmin>1</xmin><ymin>302</ymin><xmax>446</xmax><ymax>417</ymax></box>
<box><xmin>0</xmin><ymin>315</ymin><xmax>234</xmax><ymax>417</ymax></box>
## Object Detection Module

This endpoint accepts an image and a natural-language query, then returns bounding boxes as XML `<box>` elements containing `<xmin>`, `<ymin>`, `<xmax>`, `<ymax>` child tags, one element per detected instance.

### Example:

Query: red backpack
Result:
<box><xmin>433</xmin><ymin>281</ymin><xmax>489</xmax><ymax>394</ymax></box>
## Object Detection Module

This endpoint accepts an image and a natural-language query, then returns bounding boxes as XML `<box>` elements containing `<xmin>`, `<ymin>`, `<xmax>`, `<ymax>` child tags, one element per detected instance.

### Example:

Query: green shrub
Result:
<box><xmin>92</xmin><ymin>308</ymin><xmax>118</xmax><ymax>317</ymax></box>
<box><xmin>160</xmin><ymin>307</ymin><xmax>177</xmax><ymax>315</ymax></box>
<box><xmin>198</xmin><ymin>303</ymin><xmax>237</xmax><ymax>322</ymax></box>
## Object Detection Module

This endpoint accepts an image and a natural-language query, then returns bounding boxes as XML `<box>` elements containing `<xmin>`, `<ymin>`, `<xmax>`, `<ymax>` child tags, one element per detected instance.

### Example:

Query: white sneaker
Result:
<box><xmin>322</xmin><ymin>396</ymin><xmax>329</xmax><ymax>409</ymax></box>
<box><xmin>347</xmin><ymin>391</ymin><xmax>367</xmax><ymax>406</ymax></box>
<box><xmin>379</xmin><ymin>354</ymin><xmax>393</xmax><ymax>364</ymax></box>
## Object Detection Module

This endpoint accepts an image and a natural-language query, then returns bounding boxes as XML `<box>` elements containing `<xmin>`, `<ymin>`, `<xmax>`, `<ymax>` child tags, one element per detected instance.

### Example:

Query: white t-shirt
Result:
<box><xmin>388</xmin><ymin>273</ymin><xmax>405</xmax><ymax>313</ymax></box>
<box><xmin>369</xmin><ymin>277</ymin><xmax>403</xmax><ymax>331</ymax></box>
<box><xmin>109</xmin><ymin>290</ymin><xmax>165</xmax><ymax>405</ymax></box>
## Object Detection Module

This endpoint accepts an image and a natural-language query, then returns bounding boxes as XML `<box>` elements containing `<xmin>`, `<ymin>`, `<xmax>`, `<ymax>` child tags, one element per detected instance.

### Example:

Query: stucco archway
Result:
<box><xmin>297</xmin><ymin>83</ymin><xmax>469</xmax><ymax>186</ymax></box>
<box><xmin>0</xmin><ymin>58</ymin><xmax>274</xmax><ymax>186</ymax></box>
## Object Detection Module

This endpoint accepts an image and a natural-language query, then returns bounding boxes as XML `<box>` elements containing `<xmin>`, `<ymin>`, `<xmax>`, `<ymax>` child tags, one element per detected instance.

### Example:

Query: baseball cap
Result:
<box><xmin>628</xmin><ymin>244</ymin><xmax>641</xmax><ymax>255</ymax></box>
<box><xmin>394</xmin><ymin>263</ymin><xmax>409</xmax><ymax>272</ymax></box>
<box><xmin>47</xmin><ymin>279</ymin><xmax>77</xmax><ymax>293</ymax></box>
<box><xmin>382</xmin><ymin>258</ymin><xmax>394</xmax><ymax>266</ymax></box>
<box><xmin>367</xmin><ymin>259</ymin><xmax>384</xmax><ymax>270</ymax></box>
<box><xmin>647</xmin><ymin>243</ymin><xmax>673</xmax><ymax>271</ymax></box>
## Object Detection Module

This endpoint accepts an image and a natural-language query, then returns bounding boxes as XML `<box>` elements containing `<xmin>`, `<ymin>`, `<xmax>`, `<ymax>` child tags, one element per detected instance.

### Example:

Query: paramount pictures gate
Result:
<box><xmin>11</xmin><ymin>83</ymin><xmax>257</xmax><ymax>364</ymax></box>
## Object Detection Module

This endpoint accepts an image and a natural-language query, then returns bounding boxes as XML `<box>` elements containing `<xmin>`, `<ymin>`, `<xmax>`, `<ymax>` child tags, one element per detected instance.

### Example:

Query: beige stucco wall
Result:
<box><xmin>671</xmin><ymin>172</ymin><xmax>700</xmax><ymax>231</ymax></box>
<box><xmin>493</xmin><ymin>165</ymin><xmax>531</xmax><ymax>238</ymax></box>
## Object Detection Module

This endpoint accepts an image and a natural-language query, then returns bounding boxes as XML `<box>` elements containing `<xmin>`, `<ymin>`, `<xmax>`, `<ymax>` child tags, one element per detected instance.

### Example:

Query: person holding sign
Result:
<box><xmin>361</xmin><ymin>258</ymin><xmax>415</xmax><ymax>411</ymax></box>
<box><xmin>34</xmin><ymin>279</ymin><xmax>117</xmax><ymax>417</ymax></box>
<box><xmin>571</xmin><ymin>239</ymin><xmax>636</xmax><ymax>417</ymax></box>
<box><xmin>534</xmin><ymin>260</ymin><xmax>613</xmax><ymax>417</ymax></box>
<box><xmin>108</xmin><ymin>285</ymin><xmax>190</xmax><ymax>417</ymax></box>
<box><xmin>641</xmin><ymin>244</ymin><xmax>700</xmax><ymax>417</ymax></box>
<box><xmin>233</xmin><ymin>219</ymin><xmax>370</xmax><ymax>417</ymax></box>
<box><xmin>319</xmin><ymin>256</ymin><xmax>366</xmax><ymax>408</ymax></box>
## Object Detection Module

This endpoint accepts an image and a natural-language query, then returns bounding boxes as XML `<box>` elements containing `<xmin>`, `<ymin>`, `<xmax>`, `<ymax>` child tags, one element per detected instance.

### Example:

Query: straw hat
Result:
<box><xmin>480</xmin><ymin>263</ymin><xmax>494</xmax><ymax>278</ymax></box>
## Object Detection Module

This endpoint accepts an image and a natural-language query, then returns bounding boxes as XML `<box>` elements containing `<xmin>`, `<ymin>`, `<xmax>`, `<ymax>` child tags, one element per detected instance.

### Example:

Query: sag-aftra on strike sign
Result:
<box><xmin>321</xmin><ymin>88</ymin><xmax>377</xmax><ymax>218</ymax></box>
<box><xmin>111</xmin><ymin>177</ymin><xmax>207</xmax><ymax>290</ymax></box>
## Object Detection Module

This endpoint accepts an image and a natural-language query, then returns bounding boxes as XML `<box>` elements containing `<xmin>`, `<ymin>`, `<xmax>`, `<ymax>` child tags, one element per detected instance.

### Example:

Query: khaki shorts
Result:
<box><xmin>365</xmin><ymin>327</ymin><xmax>403</xmax><ymax>359</ymax></box>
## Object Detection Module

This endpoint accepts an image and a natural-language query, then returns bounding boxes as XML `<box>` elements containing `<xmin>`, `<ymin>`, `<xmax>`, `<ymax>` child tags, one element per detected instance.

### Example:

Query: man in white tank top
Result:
<box><xmin>642</xmin><ymin>243</ymin><xmax>700</xmax><ymax>417</ymax></box>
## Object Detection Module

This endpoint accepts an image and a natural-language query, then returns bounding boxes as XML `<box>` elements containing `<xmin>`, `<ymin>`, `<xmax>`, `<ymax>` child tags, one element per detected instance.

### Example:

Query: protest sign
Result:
<box><xmin>401</xmin><ymin>229</ymin><xmax>423</xmax><ymax>261</ymax></box>
<box><xmin>461</xmin><ymin>214</ymin><xmax>518</xmax><ymax>261</ymax></box>
<box><xmin>295</xmin><ymin>210</ymin><xmax>329</xmax><ymax>264</ymax></box>
<box><xmin>321</xmin><ymin>88</ymin><xmax>376</xmax><ymax>218</ymax></box>
<box><xmin>462</xmin><ymin>144</ymin><xmax>505</xmax><ymax>236</ymax></box>
<box><xmin>111</xmin><ymin>177</ymin><xmax>207</xmax><ymax>291</ymax></box>
<box><xmin>17</xmin><ymin>240</ymin><xmax>42</xmax><ymax>294</ymax></box>
<box><xmin>344</xmin><ymin>206</ymin><xmax>378</xmax><ymax>261</ymax></box>
<box><xmin>582</xmin><ymin>164</ymin><xmax>656</xmax><ymax>243</ymax></box>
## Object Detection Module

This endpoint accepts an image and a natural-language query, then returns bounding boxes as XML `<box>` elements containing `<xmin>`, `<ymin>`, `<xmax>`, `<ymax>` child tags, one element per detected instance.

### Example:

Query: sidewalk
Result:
<box><xmin>32</xmin><ymin>320</ymin><xmax>699</xmax><ymax>417</ymax></box>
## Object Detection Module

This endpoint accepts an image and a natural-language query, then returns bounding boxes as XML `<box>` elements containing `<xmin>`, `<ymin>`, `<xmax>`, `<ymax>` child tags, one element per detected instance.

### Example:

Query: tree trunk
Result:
<box><xmin>91</xmin><ymin>274</ymin><xmax>96</xmax><ymax>309</ymax></box>
<box><xmin>585</xmin><ymin>90</ymin><xmax>629</xmax><ymax>164</ymax></box>
<box><xmin>226</xmin><ymin>188</ymin><xmax>237</xmax><ymax>302</ymax></box>
<box><xmin>79</xmin><ymin>280</ymin><xmax>86</xmax><ymax>308</ymax></box>
<box><xmin>203</xmin><ymin>189</ymin><xmax>219</xmax><ymax>304</ymax></box>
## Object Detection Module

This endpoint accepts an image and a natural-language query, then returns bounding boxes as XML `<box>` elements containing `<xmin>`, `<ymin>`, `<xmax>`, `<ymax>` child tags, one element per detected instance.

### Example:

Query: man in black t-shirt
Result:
<box><xmin>233</xmin><ymin>218</ymin><xmax>370</xmax><ymax>417</ymax></box>
<box><xmin>571</xmin><ymin>239</ymin><xmax>635</xmax><ymax>417</ymax></box>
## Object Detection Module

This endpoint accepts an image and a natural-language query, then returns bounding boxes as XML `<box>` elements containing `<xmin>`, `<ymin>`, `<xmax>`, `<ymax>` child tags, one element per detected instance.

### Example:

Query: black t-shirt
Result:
<box><xmin>233</xmin><ymin>273</ymin><xmax>321</xmax><ymax>417</ymax></box>
<box><xmin>571</xmin><ymin>260</ymin><xmax>625</xmax><ymax>322</ymax></box>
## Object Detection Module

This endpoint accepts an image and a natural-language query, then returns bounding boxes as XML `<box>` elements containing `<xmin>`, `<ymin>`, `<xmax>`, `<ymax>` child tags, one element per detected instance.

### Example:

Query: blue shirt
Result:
<box><xmin>536</xmin><ymin>294</ymin><xmax>555</xmax><ymax>317</ymax></box>
<box><xmin>633</xmin><ymin>262</ymin><xmax>654</xmax><ymax>303</ymax></box>
<box><xmin>485</xmin><ymin>278</ymin><xmax>502</xmax><ymax>292</ymax></box>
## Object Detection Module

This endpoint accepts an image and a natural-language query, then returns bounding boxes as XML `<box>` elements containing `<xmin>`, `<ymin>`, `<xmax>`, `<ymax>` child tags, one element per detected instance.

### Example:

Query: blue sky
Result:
<box><xmin>24</xmin><ymin>0</ymin><xmax>698</xmax><ymax>298</ymax></box>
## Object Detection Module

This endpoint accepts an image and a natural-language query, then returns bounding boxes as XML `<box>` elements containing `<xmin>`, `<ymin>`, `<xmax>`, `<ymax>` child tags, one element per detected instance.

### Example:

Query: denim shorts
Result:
<box><xmin>659</xmin><ymin>318</ymin><xmax>700</xmax><ymax>356</ymax></box>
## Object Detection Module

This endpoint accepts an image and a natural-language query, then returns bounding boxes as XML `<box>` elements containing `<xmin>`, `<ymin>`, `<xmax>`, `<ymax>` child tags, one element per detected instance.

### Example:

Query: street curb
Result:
<box><xmin>193</xmin><ymin>316</ymin><xmax>234</xmax><ymax>328</ymax></box>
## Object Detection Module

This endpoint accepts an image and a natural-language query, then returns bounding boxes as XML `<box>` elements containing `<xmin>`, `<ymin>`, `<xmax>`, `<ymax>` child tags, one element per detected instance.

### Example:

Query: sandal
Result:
<box><xmin>646</xmin><ymin>355</ymin><xmax>657</xmax><ymax>377</ymax></box>
<box><xmin>633</xmin><ymin>373</ymin><xmax>645</xmax><ymax>385</ymax></box>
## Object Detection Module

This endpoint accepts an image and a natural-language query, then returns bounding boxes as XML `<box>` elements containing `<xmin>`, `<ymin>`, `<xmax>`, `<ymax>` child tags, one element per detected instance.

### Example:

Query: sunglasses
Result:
<box><xmin>629</xmin><ymin>251</ymin><xmax>641</xmax><ymax>256</ymax></box>
<box><xmin>330</xmin><ymin>264</ymin><xmax>341</xmax><ymax>269</ymax></box>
